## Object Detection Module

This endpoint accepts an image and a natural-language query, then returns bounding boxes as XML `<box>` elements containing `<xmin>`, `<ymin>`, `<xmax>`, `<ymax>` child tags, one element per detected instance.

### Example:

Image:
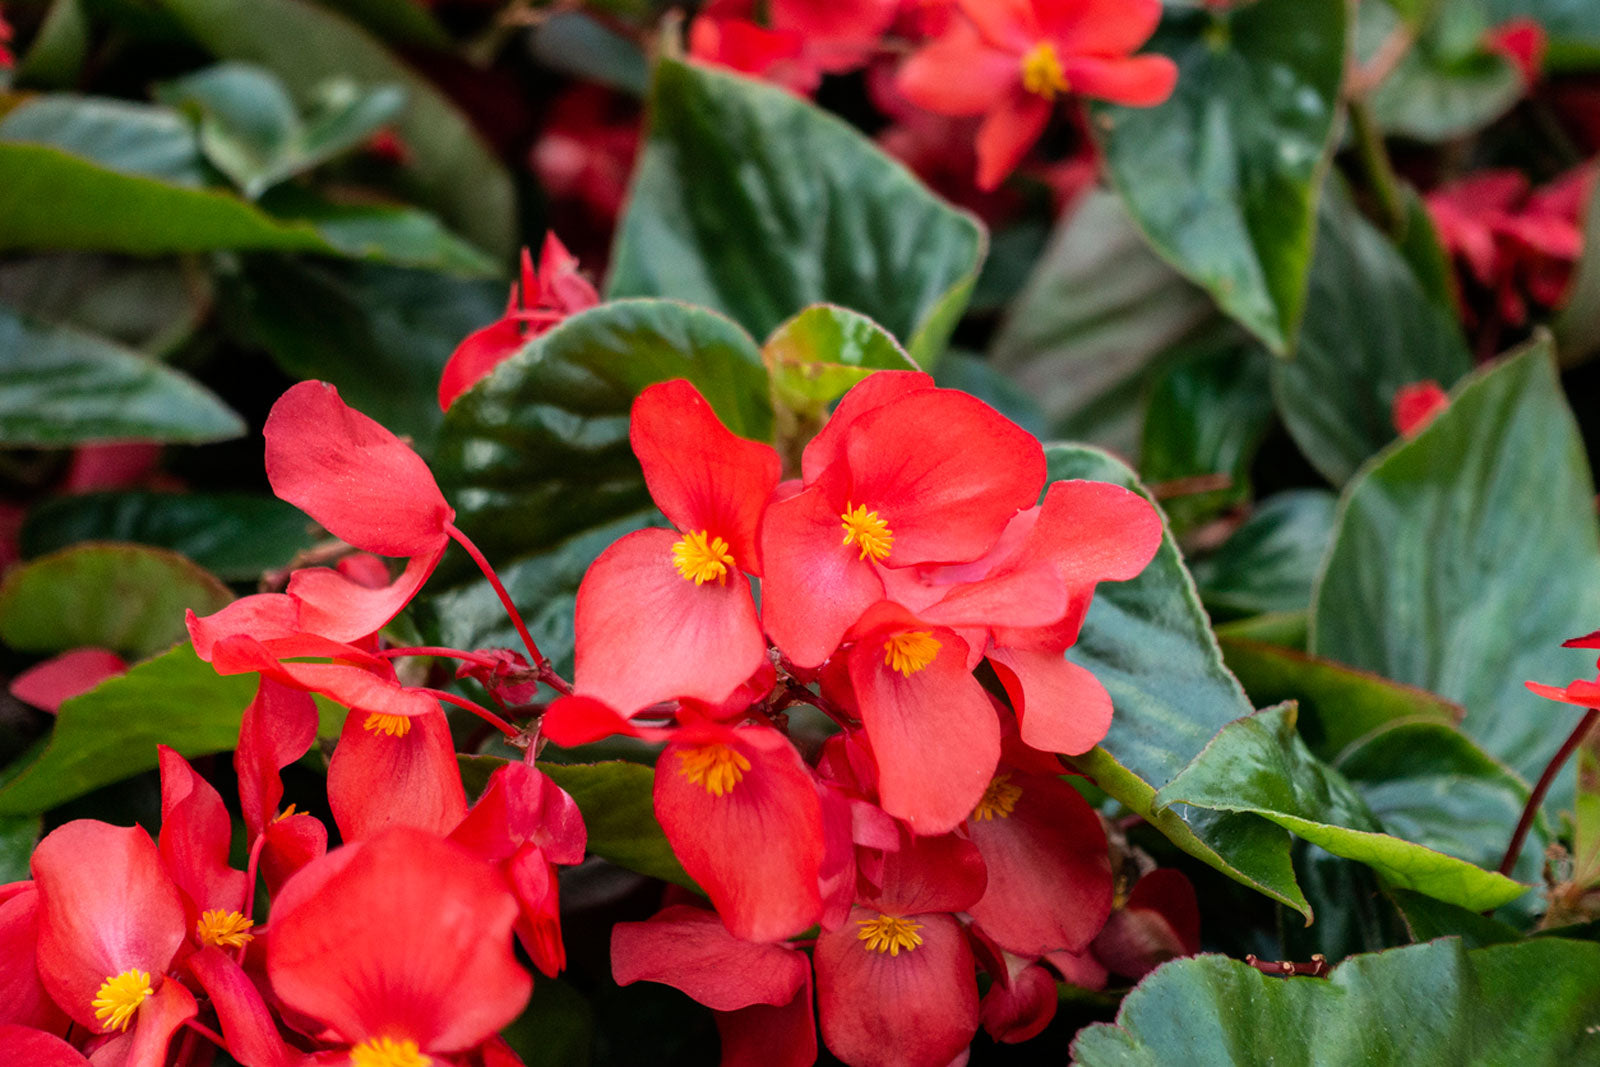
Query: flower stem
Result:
<box><xmin>1348</xmin><ymin>98</ymin><xmax>1407</xmax><ymax>237</ymax></box>
<box><xmin>378</xmin><ymin>646</ymin><xmax>504</xmax><ymax>668</ymax></box>
<box><xmin>1499</xmin><ymin>707</ymin><xmax>1600</xmax><ymax>876</ymax></box>
<box><xmin>420</xmin><ymin>687</ymin><xmax>522</xmax><ymax>740</ymax></box>
<box><xmin>183</xmin><ymin>1018</ymin><xmax>229</xmax><ymax>1049</ymax></box>
<box><xmin>446</xmin><ymin>523</ymin><xmax>545</xmax><ymax>669</ymax></box>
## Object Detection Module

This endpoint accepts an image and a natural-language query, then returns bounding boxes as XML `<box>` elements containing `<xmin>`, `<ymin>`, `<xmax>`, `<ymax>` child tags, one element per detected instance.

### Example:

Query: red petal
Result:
<box><xmin>535</xmin><ymin>232</ymin><xmax>600</xmax><ymax>312</ymax></box>
<box><xmin>957</xmin><ymin>0</ymin><xmax>1036</xmax><ymax>50</ymax></box>
<box><xmin>715</xmin><ymin>968</ymin><xmax>817</xmax><ymax>1067</ymax></box>
<box><xmin>759</xmin><ymin>486</ymin><xmax>887</xmax><ymax>668</ymax></box>
<box><xmin>122</xmin><ymin>978</ymin><xmax>197</xmax><ymax>1067</ymax></box>
<box><xmin>815</xmin><ymin>909</ymin><xmax>978</xmax><ymax>1067</ymax></box>
<box><xmin>574</xmin><ymin>528</ymin><xmax>767</xmax><ymax>713</ymax></box>
<box><xmin>979</xmin><ymin>960</ymin><xmax>1057</xmax><ymax>1044</ymax></box>
<box><xmin>285</xmin><ymin>546</ymin><xmax>444</xmax><ymax>643</ymax></box>
<box><xmin>9</xmin><ymin>649</ymin><xmax>125</xmax><ymax>714</ymax></box>
<box><xmin>267</xmin><ymin>829</ymin><xmax>531</xmax><ymax>1052</ymax></box>
<box><xmin>235</xmin><ymin>679</ymin><xmax>319</xmax><ymax>841</ymax></box>
<box><xmin>1526</xmin><ymin>679</ymin><xmax>1600</xmax><ymax>706</ymax></box>
<box><xmin>258</xmin><ymin>814</ymin><xmax>328</xmax><ymax>898</ymax></box>
<box><xmin>631</xmin><ymin>380</ymin><xmax>781</xmax><ymax>572</ymax></box>
<box><xmin>31</xmin><ymin>822</ymin><xmax>187</xmax><ymax>1032</ymax></box>
<box><xmin>655</xmin><ymin>725</ymin><xmax>825</xmax><ymax>942</ymax></box>
<box><xmin>209</xmin><ymin>635</ymin><xmax>438</xmax><ymax>719</ymax></box>
<box><xmin>1040</xmin><ymin>0</ymin><xmax>1163</xmax><ymax>56</ymax></box>
<box><xmin>1563</xmin><ymin>629</ymin><xmax>1600</xmax><ymax>649</ymax></box>
<box><xmin>1393</xmin><ymin>381</ymin><xmax>1450</xmax><ymax>438</ymax></box>
<box><xmin>187</xmin><ymin>596</ymin><xmax>301</xmax><ymax>662</ymax></box>
<box><xmin>186</xmin><ymin>948</ymin><xmax>295</xmax><ymax>1067</ymax></box>
<box><xmin>540</xmin><ymin>695</ymin><xmax>673</xmax><ymax>747</ymax></box>
<box><xmin>987</xmin><ymin>646</ymin><xmax>1113</xmax><ymax>755</ymax></box>
<box><xmin>897</xmin><ymin>21</ymin><xmax>1017</xmax><ymax>117</ymax></box>
<box><xmin>157</xmin><ymin>747</ymin><xmax>248</xmax><ymax>920</ymax></box>
<box><xmin>1045</xmin><ymin>945</ymin><xmax>1108</xmax><ymax>990</ymax></box>
<box><xmin>1090</xmin><ymin>868</ymin><xmax>1200</xmax><ymax>980</ymax></box>
<box><xmin>965</xmin><ymin>772</ymin><xmax>1112</xmax><ymax>956</ymax></box>
<box><xmin>0</xmin><ymin>887</ymin><xmax>71</xmax><ymax>1032</ymax></box>
<box><xmin>1061</xmin><ymin>54</ymin><xmax>1179</xmax><ymax>106</ymax></box>
<box><xmin>264</xmin><ymin>381</ymin><xmax>453</xmax><ymax>557</ymax></box>
<box><xmin>862</xmin><ymin>830</ymin><xmax>987</xmax><ymax>917</ymax></box>
<box><xmin>801</xmin><ymin>370</ymin><xmax>934</xmax><ymax>485</ymax></box>
<box><xmin>438</xmin><ymin>319</ymin><xmax>530</xmax><ymax>413</ymax></box>
<box><xmin>0</xmin><ymin>1026</ymin><xmax>90</xmax><ymax>1066</ymax></box>
<box><xmin>612</xmin><ymin>904</ymin><xmax>810</xmax><ymax>1010</ymax></box>
<box><xmin>451</xmin><ymin>762</ymin><xmax>587</xmax><ymax>867</ymax></box>
<box><xmin>975</xmin><ymin>93</ymin><xmax>1051</xmax><ymax>191</ymax></box>
<box><xmin>1021</xmin><ymin>480</ymin><xmax>1164</xmax><ymax>588</ymax></box>
<box><xmin>327</xmin><ymin>709</ymin><xmax>468</xmax><ymax>841</ymax></box>
<box><xmin>506</xmin><ymin>846</ymin><xmax>565</xmax><ymax>978</ymax></box>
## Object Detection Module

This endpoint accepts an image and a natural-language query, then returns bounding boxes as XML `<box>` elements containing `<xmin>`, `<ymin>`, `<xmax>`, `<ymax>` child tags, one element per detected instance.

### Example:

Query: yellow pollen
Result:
<box><xmin>363</xmin><ymin>712</ymin><xmax>412</xmax><ymax>738</ymax></box>
<box><xmin>840</xmin><ymin>504</ymin><xmax>894</xmax><ymax>563</ymax></box>
<box><xmin>196</xmin><ymin>909</ymin><xmax>255</xmax><ymax>949</ymax></box>
<box><xmin>857</xmin><ymin>913</ymin><xmax>924</xmax><ymax>956</ymax></box>
<box><xmin>1021</xmin><ymin>41</ymin><xmax>1069</xmax><ymax>99</ymax></box>
<box><xmin>676</xmin><ymin>743</ymin><xmax>752</xmax><ymax>798</ymax></box>
<box><xmin>671</xmin><ymin>529</ymin><xmax>736</xmax><ymax>586</ymax></box>
<box><xmin>349</xmin><ymin>1037</ymin><xmax>432</xmax><ymax>1067</ymax></box>
<box><xmin>883</xmin><ymin>630</ymin><xmax>940</xmax><ymax>677</ymax></box>
<box><xmin>92</xmin><ymin>968</ymin><xmax>153</xmax><ymax>1032</ymax></box>
<box><xmin>274</xmin><ymin>803</ymin><xmax>299</xmax><ymax>822</ymax></box>
<box><xmin>972</xmin><ymin>774</ymin><xmax>1024</xmax><ymax>821</ymax></box>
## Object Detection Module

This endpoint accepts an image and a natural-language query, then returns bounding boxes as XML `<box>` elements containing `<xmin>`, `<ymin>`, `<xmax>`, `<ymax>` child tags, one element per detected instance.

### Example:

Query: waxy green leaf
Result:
<box><xmin>1192</xmin><ymin>490</ymin><xmax>1339</xmax><ymax>621</ymax></box>
<box><xmin>1364</xmin><ymin>0</ymin><xmax>1522</xmax><ymax>142</ymax></box>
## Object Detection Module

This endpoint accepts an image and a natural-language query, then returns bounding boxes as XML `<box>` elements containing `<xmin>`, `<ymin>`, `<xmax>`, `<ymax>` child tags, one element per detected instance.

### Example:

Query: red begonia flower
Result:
<box><xmin>31</xmin><ymin>822</ymin><xmax>187</xmax><ymax>1037</ymax></box>
<box><xmin>1392</xmin><ymin>380</ymin><xmax>1450</xmax><ymax>438</ymax></box>
<box><xmin>0</xmin><ymin>885</ymin><xmax>71</xmax><ymax>1033</ymax></box>
<box><xmin>8</xmin><ymin>648</ymin><xmax>126</xmax><ymax>714</ymax></box>
<box><xmin>574</xmin><ymin>379</ymin><xmax>779</xmax><ymax>713</ymax></box>
<box><xmin>267</xmin><ymin>828</ymin><xmax>531</xmax><ymax>1059</ymax></box>
<box><xmin>1486</xmin><ymin>17</ymin><xmax>1547</xmax><ymax>87</ymax></box>
<box><xmin>187</xmin><ymin>948</ymin><xmax>297</xmax><ymax>1067</ymax></box>
<box><xmin>327</xmin><ymin>708</ymin><xmax>468</xmax><ymax>841</ymax></box>
<box><xmin>979</xmin><ymin>955</ymin><xmax>1058</xmax><ymax>1044</ymax></box>
<box><xmin>202</xmin><ymin>631</ymin><xmax>438</xmax><ymax>721</ymax></box>
<box><xmin>963</xmin><ymin>770</ymin><xmax>1112</xmax><ymax>957</ymax></box>
<box><xmin>156</xmin><ymin>747</ymin><xmax>249</xmax><ymax>940</ymax></box>
<box><xmin>1046</xmin><ymin>945</ymin><xmax>1109</xmax><ymax>989</ymax></box>
<box><xmin>438</xmin><ymin>234</ymin><xmax>599</xmax><ymax>411</ymax></box>
<box><xmin>234</xmin><ymin>679</ymin><xmax>318</xmax><ymax>843</ymax></box>
<box><xmin>0</xmin><ymin>8</ymin><xmax>12</xmax><ymax>69</ymax></box>
<box><xmin>63</xmin><ymin>442</ymin><xmax>163</xmax><ymax>492</ymax></box>
<box><xmin>898</xmin><ymin>0</ymin><xmax>1176</xmax><ymax>189</ymax></box>
<box><xmin>1090</xmin><ymin>867</ymin><xmax>1200</xmax><ymax>980</ymax></box>
<box><xmin>690</xmin><ymin>10</ymin><xmax>817</xmax><ymax>94</ymax></box>
<box><xmin>0</xmin><ymin>1025</ymin><xmax>89</xmax><ymax>1067</ymax></box>
<box><xmin>612</xmin><ymin>904</ymin><xmax>816</xmax><ymax>1067</ymax></box>
<box><xmin>530</xmin><ymin>85</ymin><xmax>641</xmax><ymax>237</ymax></box>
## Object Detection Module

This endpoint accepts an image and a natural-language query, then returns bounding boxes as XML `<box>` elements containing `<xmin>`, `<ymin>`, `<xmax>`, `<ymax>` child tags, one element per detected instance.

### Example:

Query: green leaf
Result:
<box><xmin>0</xmin><ymin>254</ymin><xmax>211</xmax><ymax>355</ymax></box>
<box><xmin>1158</xmin><ymin>704</ymin><xmax>1527</xmax><ymax>911</ymax></box>
<box><xmin>1271</xmin><ymin>184</ymin><xmax>1474</xmax><ymax>486</ymax></box>
<box><xmin>607</xmin><ymin>58</ymin><xmax>985</xmax><ymax>368</ymax></box>
<box><xmin>530</xmin><ymin>12</ymin><xmax>648</xmax><ymax>96</ymax></box>
<box><xmin>313</xmin><ymin>0</ymin><xmax>452</xmax><ymax>50</ymax></box>
<box><xmin>14</xmin><ymin>0</ymin><xmax>91</xmax><ymax>89</ymax></box>
<box><xmin>989</xmin><ymin>190</ymin><xmax>1214</xmax><ymax>459</ymax></box>
<box><xmin>0</xmin><ymin>644</ymin><xmax>258</xmax><ymax>816</ymax></box>
<box><xmin>434</xmin><ymin>299</ymin><xmax>771</xmax><ymax>565</ymax></box>
<box><xmin>1218</xmin><ymin>636</ymin><xmax>1462</xmax><ymax>762</ymax></box>
<box><xmin>1071</xmin><ymin>938</ymin><xmax>1600</xmax><ymax>1065</ymax></box>
<box><xmin>1364</xmin><ymin>0</ymin><xmax>1522</xmax><ymax>142</ymax></box>
<box><xmin>148</xmin><ymin>0</ymin><xmax>516</xmax><ymax>257</ymax></box>
<box><xmin>1191</xmin><ymin>490</ymin><xmax>1339</xmax><ymax>620</ymax></box>
<box><xmin>1048</xmin><ymin>445</ymin><xmax>1307</xmax><ymax>917</ymax></box>
<box><xmin>0</xmin><ymin>95</ymin><xmax>213</xmax><ymax>184</ymax></box>
<box><xmin>0</xmin><ymin>543</ymin><xmax>232</xmax><ymax>659</ymax></box>
<box><xmin>0</xmin><ymin>816</ymin><xmax>41</xmax><ymax>883</ymax></box>
<box><xmin>1555</xmin><ymin>165</ymin><xmax>1600</xmax><ymax>366</ymax></box>
<box><xmin>1311</xmin><ymin>340</ymin><xmax>1600</xmax><ymax>808</ymax></box>
<box><xmin>1576</xmin><ymin>728</ymin><xmax>1600</xmax><ymax>888</ymax></box>
<box><xmin>1387</xmin><ymin>887</ymin><xmax>1521</xmax><ymax>948</ymax></box>
<box><xmin>1092</xmin><ymin>0</ymin><xmax>1346</xmax><ymax>354</ymax></box>
<box><xmin>21</xmin><ymin>492</ymin><xmax>315</xmax><ymax>583</ymax></box>
<box><xmin>0</xmin><ymin>308</ymin><xmax>245</xmax><ymax>446</ymax></box>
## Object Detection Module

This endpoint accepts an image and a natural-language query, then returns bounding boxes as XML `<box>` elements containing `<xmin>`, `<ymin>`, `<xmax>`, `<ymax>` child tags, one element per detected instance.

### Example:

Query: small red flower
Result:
<box><xmin>1486</xmin><ymin>18</ymin><xmax>1548</xmax><ymax>88</ymax></box>
<box><xmin>1392</xmin><ymin>380</ymin><xmax>1450</xmax><ymax>438</ymax></box>
<box><xmin>0</xmin><ymin>9</ymin><xmax>15</xmax><ymax>72</ymax></box>
<box><xmin>8</xmin><ymin>649</ymin><xmax>126</xmax><ymax>714</ymax></box>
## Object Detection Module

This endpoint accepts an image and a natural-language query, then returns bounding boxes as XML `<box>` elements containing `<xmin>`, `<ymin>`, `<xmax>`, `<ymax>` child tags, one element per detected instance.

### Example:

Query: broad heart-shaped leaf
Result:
<box><xmin>607</xmin><ymin>58</ymin><xmax>985</xmax><ymax>369</ymax></box>
<box><xmin>0</xmin><ymin>543</ymin><xmax>232</xmax><ymax>659</ymax></box>
<box><xmin>0</xmin><ymin>307</ymin><xmax>245</xmax><ymax>446</ymax></box>
<box><xmin>1048</xmin><ymin>445</ymin><xmax>1307</xmax><ymax>918</ymax></box>
<box><xmin>989</xmin><ymin>190</ymin><xmax>1215</xmax><ymax>460</ymax></box>
<box><xmin>1311</xmin><ymin>340</ymin><xmax>1600</xmax><ymax>810</ymax></box>
<box><xmin>0</xmin><ymin>644</ymin><xmax>258</xmax><ymax>816</ymax></box>
<box><xmin>460</xmin><ymin>756</ymin><xmax>692</xmax><ymax>889</ymax></box>
<box><xmin>20</xmin><ymin>492</ymin><xmax>315</xmax><ymax>583</ymax></box>
<box><xmin>1070</xmin><ymin>938</ymin><xmax>1600</xmax><ymax>1065</ymax></box>
<box><xmin>433</xmin><ymin>299</ymin><xmax>772</xmax><ymax>566</ymax></box>
<box><xmin>1485</xmin><ymin>0</ymin><xmax>1600</xmax><ymax>71</ymax></box>
<box><xmin>1191</xmin><ymin>490</ymin><xmax>1339</xmax><ymax>621</ymax></box>
<box><xmin>1364</xmin><ymin>0</ymin><xmax>1522</xmax><ymax>142</ymax></box>
<box><xmin>1271</xmin><ymin>183</ymin><xmax>1474</xmax><ymax>486</ymax></box>
<box><xmin>1157</xmin><ymin>703</ymin><xmax>1527</xmax><ymax>911</ymax></box>
<box><xmin>147</xmin><ymin>0</ymin><xmax>515</xmax><ymax>258</ymax></box>
<box><xmin>1219</xmin><ymin>636</ymin><xmax>1462</xmax><ymax>762</ymax></box>
<box><xmin>1091</xmin><ymin>0</ymin><xmax>1346</xmax><ymax>355</ymax></box>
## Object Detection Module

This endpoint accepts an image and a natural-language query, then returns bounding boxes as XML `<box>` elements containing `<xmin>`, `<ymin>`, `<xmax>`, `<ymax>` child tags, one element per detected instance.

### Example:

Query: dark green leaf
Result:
<box><xmin>0</xmin><ymin>543</ymin><xmax>232</xmax><ymax>658</ymax></box>
<box><xmin>500</xmin><ymin>977</ymin><xmax>595</xmax><ymax>1067</ymax></box>
<box><xmin>1364</xmin><ymin>0</ymin><xmax>1522</xmax><ymax>142</ymax></box>
<box><xmin>1271</xmin><ymin>184</ymin><xmax>1473</xmax><ymax>486</ymax></box>
<box><xmin>1556</xmin><ymin>166</ymin><xmax>1600</xmax><ymax>366</ymax></box>
<box><xmin>0</xmin><ymin>644</ymin><xmax>257</xmax><ymax>815</ymax></box>
<box><xmin>0</xmin><ymin>816</ymin><xmax>41</xmax><ymax>882</ymax></box>
<box><xmin>21</xmin><ymin>492</ymin><xmax>315</xmax><ymax>583</ymax></box>
<box><xmin>1071</xmin><ymin>939</ymin><xmax>1600</xmax><ymax>1065</ymax></box>
<box><xmin>530</xmin><ymin>12</ymin><xmax>648</xmax><ymax>96</ymax></box>
<box><xmin>1049</xmin><ymin>445</ymin><xmax>1307</xmax><ymax>916</ymax></box>
<box><xmin>990</xmin><ymin>190</ymin><xmax>1214</xmax><ymax>458</ymax></box>
<box><xmin>1387</xmin><ymin>887</ymin><xmax>1521</xmax><ymax>948</ymax></box>
<box><xmin>608</xmin><ymin>58</ymin><xmax>984</xmax><ymax>368</ymax></box>
<box><xmin>311</xmin><ymin>0</ymin><xmax>451</xmax><ymax>50</ymax></box>
<box><xmin>0</xmin><ymin>254</ymin><xmax>210</xmax><ymax>355</ymax></box>
<box><xmin>13</xmin><ymin>0</ymin><xmax>91</xmax><ymax>89</ymax></box>
<box><xmin>1311</xmin><ymin>340</ymin><xmax>1600</xmax><ymax>809</ymax></box>
<box><xmin>1576</xmin><ymin>728</ymin><xmax>1600</xmax><ymax>888</ymax></box>
<box><xmin>1191</xmin><ymin>490</ymin><xmax>1338</xmax><ymax>620</ymax></box>
<box><xmin>1092</xmin><ymin>0</ymin><xmax>1346</xmax><ymax>353</ymax></box>
<box><xmin>0</xmin><ymin>308</ymin><xmax>245</xmax><ymax>446</ymax></box>
<box><xmin>0</xmin><ymin>95</ymin><xmax>212</xmax><ymax>184</ymax></box>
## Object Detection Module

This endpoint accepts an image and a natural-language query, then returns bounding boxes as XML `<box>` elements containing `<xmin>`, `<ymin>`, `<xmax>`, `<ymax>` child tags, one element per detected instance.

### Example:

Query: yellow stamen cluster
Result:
<box><xmin>672</xmin><ymin>529</ymin><xmax>736</xmax><ymax>586</ymax></box>
<box><xmin>196</xmin><ymin>909</ymin><xmax>255</xmax><ymax>949</ymax></box>
<box><xmin>840</xmin><ymin>504</ymin><xmax>894</xmax><ymax>563</ymax></box>
<box><xmin>275</xmin><ymin>803</ymin><xmax>299</xmax><ymax>822</ymax></box>
<box><xmin>363</xmin><ymin>712</ymin><xmax>412</xmax><ymax>738</ymax></box>
<box><xmin>1021</xmin><ymin>40</ymin><xmax>1070</xmax><ymax>99</ymax></box>
<box><xmin>972</xmin><ymin>774</ymin><xmax>1024</xmax><ymax>821</ymax></box>
<box><xmin>350</xmin><ymin>1037</ymin><xmax>432</xmax><ymax>1067</ymax></box>
<box><xmin>857</xmin><ymin>913</ymin><xmax>925</xmax><ymax>956</ymax></box>
<box><xmin>92</xmin><ymin>968</ymin><xmax>153</xmax><ymax>1032</ymax></box>
<box><xmin>677</xmin><ymin>743</ymin><xmax>752</xmax><ymax>797</ymax></box>
<box><xmin>883</xmin><ymin>630</ymin><xmax>941</xmax><ymax>677</ymax></box>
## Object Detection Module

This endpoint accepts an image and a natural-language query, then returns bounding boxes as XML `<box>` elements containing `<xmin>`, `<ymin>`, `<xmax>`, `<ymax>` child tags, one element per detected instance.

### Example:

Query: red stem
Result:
<box><xmin>446</xmin><ymin>523</ymin><xmax>545</xmax><ymax>669</ymax></box>
<box><xmin>1499</xmin><ymin>706</ymin><xmax>1600</xmax><ymax>876</ymax></box>
<box><xmin>183</xmin><ymin>1018</ymin><xmax>229</xmax><ymax>1049</ymax></box>
<box><xmin>378</xmin><ymin>646</ymin><xmax>504</xmax><ymax>668</ymax></box>
<box><xmin>419</xmin><ymin>687</ymin><xmax>521</xmax><ymax>740</ymax></box>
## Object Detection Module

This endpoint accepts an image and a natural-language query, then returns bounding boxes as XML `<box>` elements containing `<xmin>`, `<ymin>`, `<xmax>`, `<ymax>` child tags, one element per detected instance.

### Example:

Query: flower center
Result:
<box><xmin>677</xmin><ymin>743</ymin><xmax>752</xmax><ymax>797</ymax></box>
<box><xmin>350</xmin><ymin>1037</ymin><xmax>431</xmax><ymax>1067</ymax></box>
<box><xmin>840</xmin><ymin>504</ymin><xmax>894</xmax><ymax>563</ymax></box>
<box><xmin>672</xmin><ymin>530</ymin><xmax>736</xmax><ymax>586</ymax></box>
<box><xmin>363</xmin><ymin>712</ymin><xmax>412</xmax><ymax>738</ymax></box>
<box><xmin>93</xmin><ymin>968</ymin><xmax>153</xmax><ymax>1032</ymax></box>
<box><xmin>883</xmin><ymin>630</ymin><xmax>940</xmax><ymax>677</ymax></box>
<box><xmin>857</xmin><ymin>913</ymin><xmax>924</xmax><ymax>956</ymax></box>
<box><xmin>275</xmin><ymin>802</ymin><xmax>299</xmax><ymax>822</ymax></box>
<box><xmin>1021</xmin><ymin>40</ymin><xmax>1069</xmax><ymax>99</ymax></box>
<box><xmin>196</xmin><ymin>909</ymin><xmax>255</xmax><ymax>949</ymax></box>
<box><xmin>972</xmin><ymin>774</ymin><xmax>1023</xmax><ymax>821</ymax></box>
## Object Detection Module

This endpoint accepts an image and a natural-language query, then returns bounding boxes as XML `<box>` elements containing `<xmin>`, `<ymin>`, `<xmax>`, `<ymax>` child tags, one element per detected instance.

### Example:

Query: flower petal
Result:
<box><xmin>979</xmin><ymin>960</ymin><xmax>1057</xmax><ymax>1044</ymax></box>
<box><xmin>157</xmin><ymin>746</ymin><xmax>248</xmax><ymax>920</ymax></box>
<box><xmin>8</xmin><ymin>649</ymin><xmax>125</xmax><ymax>714</ymax></box>
<box><xmin>285</xmin><ymin>546</ymin><xmax>445</xmax><ymax>644</ymax></box>
<box><xmin>612</xmin><ymin>904</ymin><xmax>810</xmax><ymax>1010</ymax></box>
<box><xmin>451</xmin><ymin>762</ymin><xmax>587</xmax><ymax>867</ymax></box>
<box><xmin>327</xmin><ymin>708</ymin><xmax>468</xmax><ymax>841</ymax></box>
<box><xmin>1061</xmin><ymin>53</ymin><xmax>1178</xmax><ymax>107</ymax></box>
<box><xmin>438</xmin><ymin>318</ymin><xmax>530</xmax><ymax>413</ymax></box>
<box><xmin>800</xmin><ymin>370</ymin><xmax>933</xmax><ymax>485</ymax></box>
<box><xmin>0</xmin><ymin>1025</ymin><xmax>90</xmax><ymax>1066</ymax></box>
<box><xmin>235</xmin><ymin>679</ymin><xmax>319</xmax><ymax>841</ymax></box>
<box><xmin>186</xmin><ymin>948</ymin><xmax>295</xmax><ymax>1067</ymax></box>
<box><xmin>897</xmin><ymin>20</ymin><xmax>1018</xmax><ymax>117</ymax></box>
<box><xmin>0</xmin><ymin>887</ymin><xmax>71</xmax><ymax>1032</ymax></box>
<box><xmin>759</xmin><ymin>486</ymin><xmax>887</xmax><ymax>668</ymax></box>
<box><xmin>975</xmin><ymin>92</ymin><xmax>1052</xmax><ymax>191</ymax></box>
<box><xmin>987</xmin><ymin>646</ymin><xmax>1113</xmax><ymax>756</ymax></box>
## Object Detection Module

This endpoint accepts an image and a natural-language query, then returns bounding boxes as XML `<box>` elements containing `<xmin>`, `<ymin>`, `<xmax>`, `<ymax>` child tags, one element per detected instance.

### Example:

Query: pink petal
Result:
<box><xmin>0</xmin><ymin>887</ymin><xmax>71</xmax><ymax>1032</ymax></box>
<box><xmin>327</xmin><ymin>709</ymin><xmax>468</xmax><ymax>841</ymax></box>
<box><xmin>9</xmin><ymin>649</ymin><xmax>126</xmax><ymax>714</ymax></box>
<box><xmin>861</xmin><ymin>830</ymin><xmax>988</xmax><ymax>917</ymax></box>
<box><xmin>980</xmin><ymin>960</ymin><xmax>1057</xmax><ymax>1043</ymax></box>
<box><xmin>186</xmin><ymin>596</ymin><xmax>302</xmax><ymax>662</ymax></box>
<box><xmin>451</xmin><ymin>762</ymin><xmax>587</xmax><ymax>867</ymax></box>
<box><xmin>987</xmin><ymin>646</ymin><xmax>1114</xmax><ymax>755</ymax></box>
<box><xmin>957</xmin><ymin>0</ymin><xmax>1037</xmax><ymax>50</ymax></box>
<box><xmin>715</xmin><ymin>968</ymin><xmax>817</xmax><ymax>1067</ymax></box>
<box><xmin>122</xmin><ymin>978</ymin><xmax>197</xmax><ymax>1067</ymax></box>
<box><xmin>186</xmin><ymin>948</ymin><xmax>295</xmax><ymax>1067</ymax></box>
<box><xmin>258</xmin><ymin>813</ymin><xmax>328</xmax><ymax>898</ymax></box>
<box><xmin>1039</xmin><ymin>0</ymin><xmax>1163</xmax><ymax>56</ymax></box>
<box><xmin>611</xmin><ymin>904</ymin><xmax>810</xmax><ymax>1010</ymax></box>
<box><xmin>801</xmin><ymin>370</ymin><xmax>933</xmax><ymax>485</ymax></box>
<box><xmin>0</xmin><ymin>1025</ymin><xmax>90</xmax><ymax>1066</ymax></box>
<box><xmin>285</xmin><ymin>546</ymin><xmax>444</xmax><ymax>643</ymax></box>
<box><xmin>1062</xmin><ymin>53</ymin><xmax>1178</xmax><ymax>106</ymax></box>
<box><xmin>897</xmin><ymin>21</ymin><xmax>1018</xmax><ymax>117</ymax></box>
<box><xmin>235</xmin><ymin>679</ymin><xmax>319</xmax><ymax>841</ymax></box>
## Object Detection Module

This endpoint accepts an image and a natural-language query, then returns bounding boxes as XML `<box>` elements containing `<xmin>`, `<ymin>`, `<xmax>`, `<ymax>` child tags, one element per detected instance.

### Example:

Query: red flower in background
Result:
<box><xmin>1392</xmin><ymin>380</ymin><xmax>1450</xmax><ymax>438</ymax></box>
<box><xmin>1486</xmin><ymin>17</ymin><xmax>1548</xmax><ymax>88</ymax></box>
<box><xmin>690</xmin><ymin>0</ymin><xmax>900</xmax><ymax>94</ymax></box>
<box><xmin>0</xmin><ymin>7</ymin><xmax>13</xmax><ymax>70</ymax></box>
<box><xmin>899</xmin><ymin>0</ymin><xmax>1176</xmax><ymax>188</ymax></box>
<box><xmin>530</xmin><ymin>85</ymin><xmax>640</xmax><ymax>257</ymax></box>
